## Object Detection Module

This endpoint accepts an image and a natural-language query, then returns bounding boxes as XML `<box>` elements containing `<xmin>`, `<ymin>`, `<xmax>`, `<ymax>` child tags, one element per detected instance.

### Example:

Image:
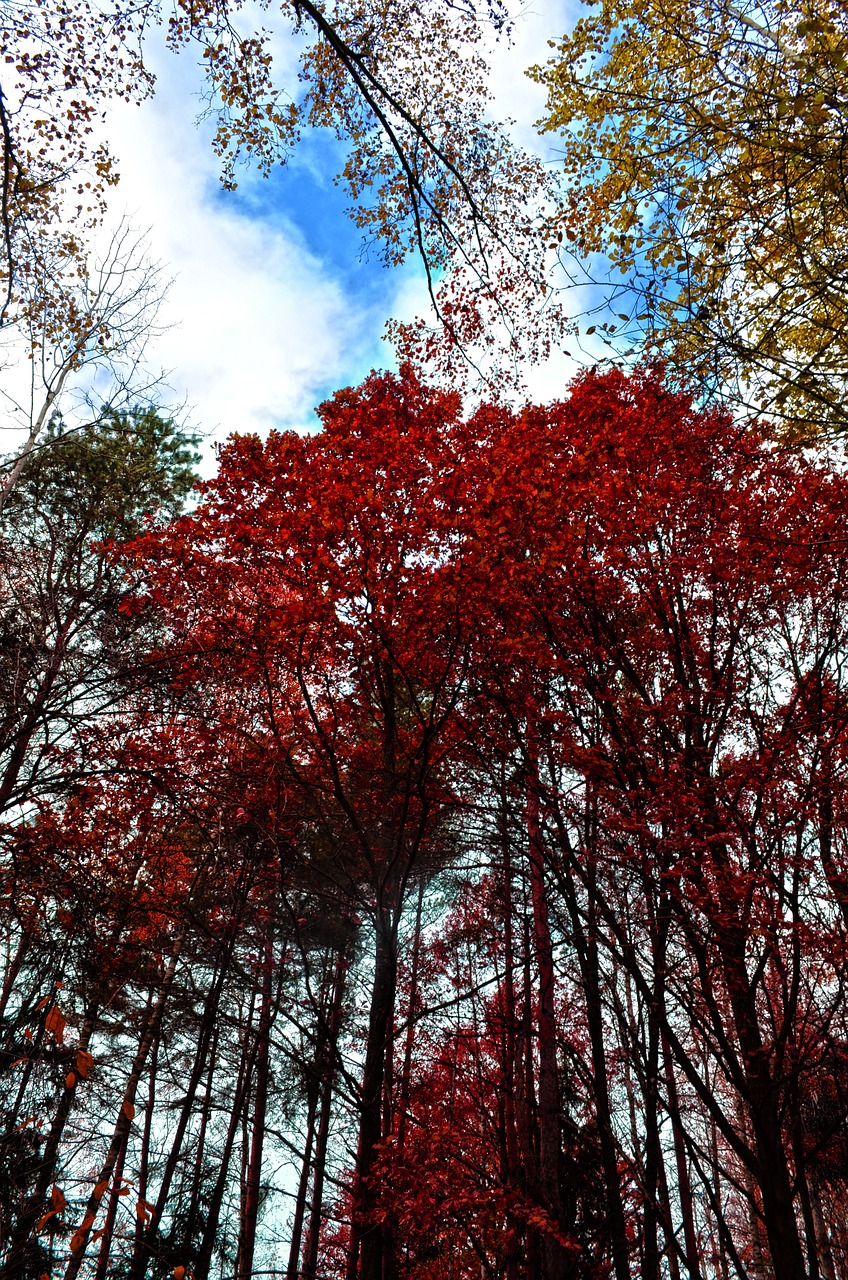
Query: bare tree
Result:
<box><xmin>0</xmin><ymin>220</ymin><xmax>168</xmax><ymax>513</ymax></box>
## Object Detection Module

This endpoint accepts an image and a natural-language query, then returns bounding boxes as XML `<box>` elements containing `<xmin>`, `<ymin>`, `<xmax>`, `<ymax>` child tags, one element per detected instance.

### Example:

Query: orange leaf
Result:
<box><xmin>122</xmin><ymin>1101</ymin><xmax>135</xmax><ymax>1121</ymax></box>
<box><xmin>36</xmin><ymin>1210</ymin><xmax>57</xmax><ymax>1231</ymax></box>
<box><xmin>65</xmin><ymin>1073</ymin><xmax>76</xmax><ymax>1089</ymax></box>
<box><xmin>174</xmin><ymin>1268</ymin><xmax>186</xmax><ymax>1280</ymax></box>
<box><xmin>70</xmin><ymin>1233</ymin><xmax>84</xmax><ymax>1252</ymax></box>
<box><xmin>51</xmin><ymin>1185</ymin><xmax>66</xmax><ymax>1212</ymax></box>
<box><xmin>93</xmin><ymin>1180</ymin><xmax>109</xmax><ymax>1199</ymax></box>
<box><xmin>76</xmin><ymin>1050</ymin><xmax>94</xmax><ymax>1080</ymax></box>
<box><xmin>44</xmin><ymin>1006</ymin><xmax>65</xmax><ymax>1044</ymax></box>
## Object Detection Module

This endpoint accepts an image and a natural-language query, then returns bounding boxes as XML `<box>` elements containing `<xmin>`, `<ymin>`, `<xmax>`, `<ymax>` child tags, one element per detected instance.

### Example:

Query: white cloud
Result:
<box><xmin>104</xmin><ymin>49</ymin><xmax>396</xmax><ymax>453</ymax></box>
<box><xmin>1</xmin><ymin>0</ymin><xmax>584</xmax><ymax>470</ymax></box>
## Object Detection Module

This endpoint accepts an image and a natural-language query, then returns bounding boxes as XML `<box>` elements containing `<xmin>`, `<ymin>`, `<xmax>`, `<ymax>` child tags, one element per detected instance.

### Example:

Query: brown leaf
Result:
<box><xmin>75</xmin><ymin>1050</ymin><xmax>94</xmax><ymax>1080</ymax></box>
<box><xmin>44</xmin><ymin>1006</ymin><xmax>65</xmax><ymax>1044</ymax></box>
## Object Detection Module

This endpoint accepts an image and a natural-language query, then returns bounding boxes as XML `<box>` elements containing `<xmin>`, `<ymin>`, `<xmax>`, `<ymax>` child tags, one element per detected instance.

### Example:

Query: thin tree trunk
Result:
<box><xmin>237</xmin><ymin>938</ymin><xmax>274</xmax><ymax>1280</ymax></box>
<box><xmin>351</xmin><ymin>913</ymin><xmax>398</xmax><ymax>1280</ymax></box>
<box><xmin>93</xmin><ymin>1129</ymin><xmax>128</xmax><ymax>1280</ymax></box>
<box><xmin>0</xmin><ymin>931</ymin><xmax>29</xmax><ymax>1020</ymax></box>
<box><xmin>286</xmin><ymin>1084</ymin><xmax>318</xmax><ymax>1280</ymax></box>
<box><xmin>63</xmin><ymin>940</ymin><xmax>182</xmax><ymax>1280</ymax></box>
<box><xmin>303</xmin><ymin>950</ymin><xmax>348</xmax><ymax>1280</ymax></box>
<box><xmin>130</xmin><ymin>954</ymin><xmax>229</xmax><ymax>1279</ymax></box>
<box><xmin>661</xmin><ymin>1027</ymin><xmax>701</xmax><ymax>1280</ymax></box>
<box><xmin>526</xmin><ymin>746</ymin><xmax>569</xmax><ymax>1280</ymax></box>
<box><xmin>568</xmin><ymin>864</ymin><xmax>630</xmax><ymax>1280</ymax></box>
<box><xmin>396</xmin><ymin>879</ymin><xmax>425</xmax><ymax>1150</ymax></box>
<box><xmin>193</xmin><ymin>1005</ymin><xmax>259</xmax><ymax>1280</ymax></box>
<box><xmin>501</xmin><ymin>828</ymin><xmax>522</xmax><ymax>1280</ymax></box>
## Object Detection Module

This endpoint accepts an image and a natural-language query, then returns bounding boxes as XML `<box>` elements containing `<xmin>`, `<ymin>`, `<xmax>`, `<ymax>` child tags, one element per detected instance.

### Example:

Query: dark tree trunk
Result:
<box><xmin>352</xmin><ymin>915</ymin><xmax>398</xmax><ymax>1280</ymax></box>
<box><xmin>304</xmin><ymin>950</ymin><xmax>348</xmax><ymax>1280</ymax></box>
<box><xmin>237</xmin><ymin>938</ymin><xmax>274</xmax><ymax>1280</ymax></box>
<box><xmin>526</xmin><ymin>749</ymin><xmax>569</xmax><ymax>1280</ymax></box>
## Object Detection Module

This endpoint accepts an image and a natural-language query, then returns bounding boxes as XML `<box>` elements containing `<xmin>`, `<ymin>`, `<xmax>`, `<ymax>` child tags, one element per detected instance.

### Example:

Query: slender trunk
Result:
<box><xmin>655</xmin><ymin>1122</ymin><xmax>681</xmax><ymax>1280</ymax></box>
<box><xmin>0</xmin><ymin>932</ymin><xmax>29</xmax><ymax>1020</ymax></box>
<box><xmin>237</xmin><ymin>940</ymin><xmax>274</xmax><ymax>1280</ymax></box>
<box><xmin>3</xmin><ymin>995</ymin><xmax>98</xmax><ymax>1274</ymax></box>
<box><xmin>35</xmin><ymin>1008</ymin><xmax>98</xmax><ymax>1197</ymax></box>
<box><xmin>526</xmin><ymin>749</ymin><xmax>568</xmax><ymax>1280</ymax></box>
<box><xmin>661</xmin><ymin>1028</ymin><xmax>701</xmax><ymax>1280</ymax></box>
<box><xmin>184</xmin><ymin>1019</ymin><xmax>221</xmax><ymax>1255</ymax></box>
<box><xmin>501</xmin><ymin>831</ymin><xmax>522</xmax><ymax>1280</ymax></box>
<box><xmin>93</xmin><ymin>1130</ymin><xmax>128</xmax><ymax>1280</ymax></box>
<box><xmin>286</xmin><ymin>1086</ymin><xmax>318</xmax><ymax>1280</ymax></box>
<box><xmin>396</xmin><ymin>879</ymin><xmax>425</xmax><ymax>1150</ymax></box>
<box><xmin>520</xmin><ymin>900</ymin><xmax>540</xmax><ymax>1280</ymax></box>
<box><xmin>303</xmin><ymin>951</ymin><xmax>348</xmax><ymax>1280</ymax></box>
<box><xmin>568</xmin><ymin>869</ymin><xmax>630</xmax><ymax>1280</ymax></box>
<box><xmin>716</xmin><ymin>915</ymin><xmax>806</xmax><ymax>1280</ymax></box>
<box><xmin>792</xmin><ymin>1116</ymin><xmax>820</xmax><ymax>1280</ymax></box>
<box><xmin>193</xmin><ymin>1010</ymin><xmax>259</xmax><ymax>1280</ymax></box>
<box><xmin>63</xmin><ymin>940</ymin><xmax>182</xmax><ymax>1280</ymax></box>
<box><xmin>130</xmin><ymin>958</ymin><xmax>229</xmax><ymax>1279</ymax></box>
<box><xmin>352</xmin><ymin>915</ymin><xmax>398</xmax><ymax>1280</ymax></box>
<box><xmin>808</xmin><ymin>1175</ymin><xmax>836</xmax><ymax>1280</ymax></box>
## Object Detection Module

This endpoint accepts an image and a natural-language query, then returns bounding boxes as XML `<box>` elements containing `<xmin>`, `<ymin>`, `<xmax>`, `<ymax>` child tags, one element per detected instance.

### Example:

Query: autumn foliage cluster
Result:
<box><xmin>2</xmin><ymin>367</ymin><xmax>848</xmax><ymax>1280</ymax></box>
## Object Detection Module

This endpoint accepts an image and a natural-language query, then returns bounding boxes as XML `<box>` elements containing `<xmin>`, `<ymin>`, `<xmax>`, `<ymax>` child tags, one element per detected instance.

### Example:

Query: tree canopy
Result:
<box><xmin>537</xmin><ymin>0</ymin><xmax>848</xmax><ymax>438</ymax></box>
<box><xmin>2</xmin><ymin>366</ymin><xmax>848</xmax><ymax>1279</ymax></box>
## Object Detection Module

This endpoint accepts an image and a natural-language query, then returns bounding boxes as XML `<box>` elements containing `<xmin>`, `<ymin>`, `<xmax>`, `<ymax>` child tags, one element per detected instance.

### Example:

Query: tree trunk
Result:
<box><xmin>303</xmin><ymin>950</ymin><xmax>348</xmax><ymax>1280</ymax></box>
<box><xmin>237</xmin><ymin>938</ymin><xmax>274</xmax><ymax>1280</ymax></box>
<box><xmin>567</xmin><ymin>865</ymin><xmax>630</xmax><ymax>1280</ymax></box>
<box><xmin>351</xmin><ymin>915</ymin><xmax>398</xmax><ymax>1280</ymax></box>
<box><xmin>526</xmin><ymin>750</ymin><xmax>569</xmax><ymax>1280</ymax></box>
<box><xmin>63</xmin><ymin>940</ymin><xmax>182</xmax><ymax>1280</ymax></box>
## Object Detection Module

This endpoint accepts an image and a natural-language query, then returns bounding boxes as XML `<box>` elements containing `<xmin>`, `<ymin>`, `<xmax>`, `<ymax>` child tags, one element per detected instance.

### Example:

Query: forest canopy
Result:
<box><xmin>3</xmin><ymin>0</ymin><xmax>848</xmax><ymax>1275</ymax></box>
<box><xmin>1</xmin><ymin>366</ymin><xmax>847</xmax><ymax>1280</ymax></box>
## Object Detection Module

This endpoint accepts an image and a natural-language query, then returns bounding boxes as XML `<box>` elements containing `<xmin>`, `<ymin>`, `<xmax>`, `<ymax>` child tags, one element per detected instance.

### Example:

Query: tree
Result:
<box><xmin>0</xmin><ymin>222</ymin><xmax>168</xmax><ymax>511</ymax></box>
<box><xmin>126</xmin><ymin>368</ymin><xmax>481</xmax><ymax>1280</ymax></box>
<box><xmin>0</xmin><ymin>405</ymin><xmax>198</xmax><ymax>819</ymax></box>
<box><xmin>1</xmin><ymin>0</ymin><xmax>561</xmax><ymax>392</ymax></box>
<box><xmin>6</xmin><ymin>362</ymin><xmax>848</xmax><ymax>1280</ymax></box>
<box><xmin>535</xmin><ymin>0</ymin><xmax>848</xmax><ymax>438</ymax></box>
<box><xmin>461</xmin><ymin>366</ymin><xmax>848</xmax><ymax>1280</ymax></box>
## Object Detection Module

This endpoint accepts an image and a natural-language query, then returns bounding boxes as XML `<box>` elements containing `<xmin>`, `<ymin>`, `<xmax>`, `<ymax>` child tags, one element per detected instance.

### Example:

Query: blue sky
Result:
<box><xmin>97</xmin><ymin>0</ymin><xmax>575</xmax><ymax>460</ymax></box>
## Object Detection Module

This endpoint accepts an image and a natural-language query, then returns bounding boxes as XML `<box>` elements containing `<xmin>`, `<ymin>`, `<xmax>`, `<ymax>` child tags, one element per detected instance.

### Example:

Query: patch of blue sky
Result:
<box><xmin>219</xmin><ymin>130</ymin><xmax>395</xmax><ymax>298</ymax></box>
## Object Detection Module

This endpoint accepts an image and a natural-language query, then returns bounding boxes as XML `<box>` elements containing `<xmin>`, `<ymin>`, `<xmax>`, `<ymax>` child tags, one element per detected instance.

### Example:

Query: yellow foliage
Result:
<box><xmin>535</xmin><ymin>0</ymin><xmax>848</xmax><ymax>439</ymax></box>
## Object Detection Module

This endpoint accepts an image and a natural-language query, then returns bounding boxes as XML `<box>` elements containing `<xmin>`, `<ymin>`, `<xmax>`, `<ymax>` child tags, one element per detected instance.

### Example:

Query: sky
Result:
<box><xmin>2</xmin><ymin>0</ymin><xmax>577</xmax><ymax>464</ymax></box>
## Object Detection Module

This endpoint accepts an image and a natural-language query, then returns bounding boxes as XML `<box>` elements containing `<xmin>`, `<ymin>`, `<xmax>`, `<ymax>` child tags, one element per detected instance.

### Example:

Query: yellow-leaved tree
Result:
<box><xmin>535</xmin><ymin>0</ymin><xmax>848</xmax><ymax>439</ymax></box>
